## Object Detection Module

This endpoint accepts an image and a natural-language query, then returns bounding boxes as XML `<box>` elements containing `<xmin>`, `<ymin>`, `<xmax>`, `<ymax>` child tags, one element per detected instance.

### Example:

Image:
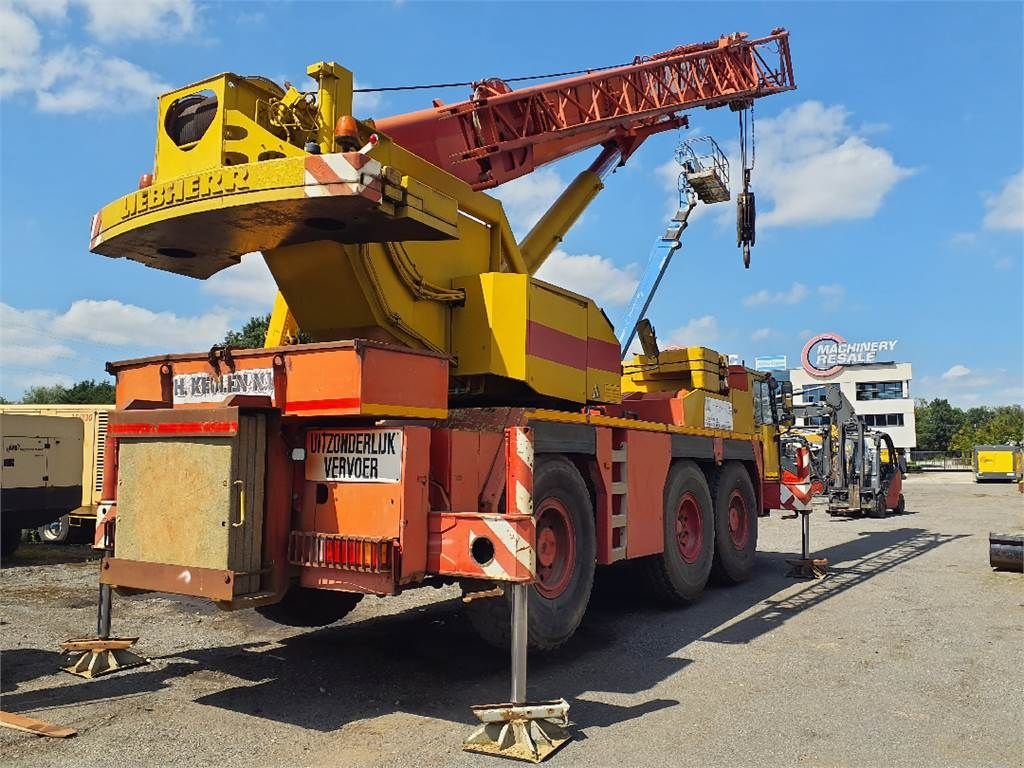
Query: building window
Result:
<box><xmin>802</xmin><ymin>384</ymin><xmax>827</xmax><ymax>403</ymax></box>
<box><xmin>856</xmin><ymin>381</ymin><xmax>904</xmax><ymax>400</ymax></box>
<box><xmin>858</xmin><ymin>413</ymin><xmax>905</xmax><ymax>427</ymax></box>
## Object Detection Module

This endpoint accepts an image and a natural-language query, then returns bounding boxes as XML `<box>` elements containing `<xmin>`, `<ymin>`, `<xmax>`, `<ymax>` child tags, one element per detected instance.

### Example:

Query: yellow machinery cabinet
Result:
<box><xmin>452</xmin><ymin>273</ymin><xmax>620</xmax><ymax>405</ymax></box>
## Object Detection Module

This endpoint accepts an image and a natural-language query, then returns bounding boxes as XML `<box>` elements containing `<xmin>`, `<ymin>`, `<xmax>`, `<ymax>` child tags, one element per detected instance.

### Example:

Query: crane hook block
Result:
<box><xmin>737</xmin><ymin>190</ymin><xmax>756</xmax><ymax>268</ymax></box>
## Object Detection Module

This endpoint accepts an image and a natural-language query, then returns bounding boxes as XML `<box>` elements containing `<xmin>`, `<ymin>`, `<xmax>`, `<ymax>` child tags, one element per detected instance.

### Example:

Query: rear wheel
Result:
<box><xmin>710</xmin><ymin>462</ymin><xmax>758</xmax><ymax>584</ymax></box>
<box><xmin>643</xmin><ymin>461</ymin><xmax>715</xmax><ymax>604</ymax></box>
<box><xmin>465</xmin><ymin>455</ymin><xmax>596</xmax><ymax>651</ymax></box>
<box><xmin>38</xmin><ymin>515</ymin><xmax>71</xmax><ymax>544</ymax></box>
<box><xmin>255</xmin><ymin>586</ymin><xmax>362</xmax><ymax>627</ymax></box>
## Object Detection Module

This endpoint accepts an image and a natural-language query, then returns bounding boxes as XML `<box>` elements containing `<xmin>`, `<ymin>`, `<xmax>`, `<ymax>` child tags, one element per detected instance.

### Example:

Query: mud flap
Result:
<box><xmin>463</xmin><ymin>700</ymin><xmax>571</xmax><ymax>763</ymax></box>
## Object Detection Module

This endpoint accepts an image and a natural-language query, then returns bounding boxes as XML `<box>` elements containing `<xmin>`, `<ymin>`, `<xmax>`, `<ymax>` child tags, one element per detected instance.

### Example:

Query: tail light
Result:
<box><xmin>288</xmin><ymin>531</ymin><xmax>394</xmax><ymax>573</ymax></box>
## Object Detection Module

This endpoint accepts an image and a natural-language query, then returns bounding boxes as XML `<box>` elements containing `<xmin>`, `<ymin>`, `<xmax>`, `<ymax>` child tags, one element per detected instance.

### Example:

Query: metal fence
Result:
<box><xmin>907</xmin><ymin>451</ymin><xmax>972</xmax><ymax>471</ymax></box>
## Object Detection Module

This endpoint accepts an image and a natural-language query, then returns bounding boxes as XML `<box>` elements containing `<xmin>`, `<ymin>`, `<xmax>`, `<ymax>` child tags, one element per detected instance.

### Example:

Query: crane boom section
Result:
<box><xmin>88</xmin><ymin>30</ymin><xmax>795</xmax><ymax>408</ymax></box>
<box><xmin>375</xmin><ymin>30</ymin><xmax>794</xmax><ymax>189</ymax></box>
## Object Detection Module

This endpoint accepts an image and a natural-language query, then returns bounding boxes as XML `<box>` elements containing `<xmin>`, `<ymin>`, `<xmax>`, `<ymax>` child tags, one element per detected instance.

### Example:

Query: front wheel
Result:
<box><xmin>465</xmin><ymin>455</ymin><xmax>596</xmax><ymax>651</ymax></box>
<box><xmin>894</xmin><ymin>493</ymin><xmax>906</xmax><ymax>515</ymax></box>
<box><xmin>710</xmin><ymin>462</ymin><xmax>758</xmax><ymax>584</ymax></box>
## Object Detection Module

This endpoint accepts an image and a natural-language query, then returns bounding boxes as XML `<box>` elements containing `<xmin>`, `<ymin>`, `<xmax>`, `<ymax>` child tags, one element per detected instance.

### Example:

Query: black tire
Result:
<box><xmin>255</xmin><ymin>586</ymin><xmax>362</xmax><ymax>627</ymax></box>
<box><xmin>710</xmin><ymin>462</ymin><xmax>758</xmax><ymax>585</ymax></box>
<box><xmin>894</xmin><ymin>493</ymin><xmax>906</xmax><ymax>515</ymax></box>
<box><xmin>642</xmin><ymin>461</ymin><xmax>715</xmax><ymax>604</ymax></box>
<box><xmin>1</xmin><ymin>525</ymin><xmax>21</xmax><ymax>559</ymax></box>
<box><xmin>38</xmin><ymin>515</ymin><xmax>71</xmax><ymax>544</ymax></box>
<box><xmin>465</xmin><ymin>455</ymin><xmax>596</xmax><ymax>651</ymax></box>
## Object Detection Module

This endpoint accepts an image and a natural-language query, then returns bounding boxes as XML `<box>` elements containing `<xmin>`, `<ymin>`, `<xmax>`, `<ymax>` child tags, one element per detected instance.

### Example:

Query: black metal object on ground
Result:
<box><xmin>989</xmin><ymin>533</ymin><xmax>1023</xmax><ymax>573</ymax></box>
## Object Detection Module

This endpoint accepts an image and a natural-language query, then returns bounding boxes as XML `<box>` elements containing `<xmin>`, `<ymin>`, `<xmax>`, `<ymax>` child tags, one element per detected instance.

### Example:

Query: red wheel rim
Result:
<box><xmin>535</xmin><ymin>498</ymin><xmax>575</xmax><ymax>598</ymax></box>
<box><xmin>675</xmin><ymin>491</ymin><xmax>704</xmax><ymax>564</ymax></box>
<box><xmin>727</xmin><ymin>489</ymin><xmax>749</xmax><ymax>550</ymax></box>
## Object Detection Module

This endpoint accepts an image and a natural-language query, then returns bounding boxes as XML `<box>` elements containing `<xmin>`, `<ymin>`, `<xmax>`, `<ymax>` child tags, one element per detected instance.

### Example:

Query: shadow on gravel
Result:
<box><xmin>2</xmin><ymin>527</ymin><xmax>962</xmax><ymax>736</ymax></box>
<box><xmin>1</xmin><ymin>543</ymin><xmax>99</xmax><ymax>569</ymax></box>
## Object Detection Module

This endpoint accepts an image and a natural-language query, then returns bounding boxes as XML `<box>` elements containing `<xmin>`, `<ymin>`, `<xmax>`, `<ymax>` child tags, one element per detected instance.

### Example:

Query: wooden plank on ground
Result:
<box><xmin>60</xmin><ymin>638</ymin><xmax>138</xmax><ymax>651</ymax></box>
<box><xmin>0</xmin><ymin>710</ymin><xmax>77</xmax><ymax>738</ymax></box>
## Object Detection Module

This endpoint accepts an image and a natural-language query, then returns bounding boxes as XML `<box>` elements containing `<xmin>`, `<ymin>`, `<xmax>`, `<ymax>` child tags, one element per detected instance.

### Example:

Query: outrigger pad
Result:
<box><xmin>786</xmin><ymin>558</ymin><xmax>829</xmax><ymax>579</ymax></box>
<box><xmin>60</xmin><ymin>638</ymin><xmax>148</xmax><ymax>679</ymax></box>
<box><xmin>463</xmin><ymin>699</ymin><xmax>571</xmax><ymax>763</ymax></box>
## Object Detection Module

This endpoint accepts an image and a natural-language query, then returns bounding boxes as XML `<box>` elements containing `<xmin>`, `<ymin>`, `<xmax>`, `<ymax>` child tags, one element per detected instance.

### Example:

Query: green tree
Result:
<box><xmin>914</xmin><ymin>398</ymin><xmax>965</xmax><ymax>451</ymax></box>
<box><xmin>21</xmin><ymin>378</ymin><xmax>115</xmax><ymax>404</ymax></box>
<box><xmin>223</xmin><ymin>314</ymin><xmax>310</xmax><ymax>348</ymax></box>
<box><xmin>980</xmin><ymin>405</ymin><xmax>1024</xmax><ymax>445</ymax></box>
<box><xmin>224</xmin><ymin>314</ymin><xmax>271</xmax><ymax>349</ymax></box>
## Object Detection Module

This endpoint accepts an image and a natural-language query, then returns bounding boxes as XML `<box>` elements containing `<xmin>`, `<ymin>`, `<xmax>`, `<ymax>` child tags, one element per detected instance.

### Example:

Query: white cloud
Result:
<box><xmin>742</xmin><ymin>101</ymin><xmax>913</xmax><ymax>227</ymax></box>
<box><xmin>75</xmin><ymin>0</ymin><xmax>195</xmax><ymax>42</ymax></box>
<box><xmin>743</xmin><ymin>282</ymin><xmax>808</xmax><ymax>307</ymax></box>
<box><xmin>2</xmin><ymin>300</ymin><xmax>231</xmax><ymax>354</ymax></box>
<box><xmin>817</xmin><ymin>283</ymin><xmax>845</xmax><ymax>311</ymax></box>
<box><xmin>664</xmin><ymin>315</ymin><xmax>719</xmax><ymax>348</ymax></box>
<box><xmin>203</xmin><ymin>252</ymin><xmax>278</xmax><ymax>309</ymax></box>
<box><xmin>51</xmin><ymin>300</ymin><xmax>231</xmax><ymax>348</ymax></box>
<box><xmin>941</xmin><ymin>364</ymin><xmax>972</xmax><ymax>380</ymax></box>
<box><xmin>352</xmin><ymin>79</ymin><xmax>382</xmax><ymax>117</ymax></box>
<box><xmin>2</xmin><ymin>1</ymin><xmax>178</xmax><ymax>111</ymax></box>
<box><xmin>493</xmin><ymin>168</ymin><xmax>566</xmax><ymax>235</ymax></box>
<box><xmin>751</xmin><ymin>327</ymin><xmax>772</xmax><ymax>342</ymax></box>
<box><xmin>36</xmin><ymin>47</ymin><xmax>170</xmax><ymax>112</ymax></box>
<box><xmin>1</xmin><ymin>298</ymin><xmax>235</xmax><ymax>399</ymax></box>
<box><xmin>983</xmin><ymin>170</ymin><xmax>1024</xmax><ymax>231</ymax></box>
<box><xmin>797</xmin><ymin>329</ymin><xmax>813</xmax><ymax>341</ymax></box>
<box><xmin>917</xmin><ymin>366</ymin><xmax>1018</xmax><ymax>407</ymax></box>
<box><xmin>949</xmin><ymin>232</ymin><xmax>978</xmax><ymax>248</ymax></box>
<box><xmin>535</xmin><ymin>249</ymin><xmax>638</xmax><ymax>307</ymax></box>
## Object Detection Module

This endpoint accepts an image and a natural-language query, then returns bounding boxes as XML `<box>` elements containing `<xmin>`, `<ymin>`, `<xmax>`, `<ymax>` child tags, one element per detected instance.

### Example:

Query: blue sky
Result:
<box><xmin>1</xmin><ymin>1</ymin><xmax>1022</xmax><ymax>406</ymax></box>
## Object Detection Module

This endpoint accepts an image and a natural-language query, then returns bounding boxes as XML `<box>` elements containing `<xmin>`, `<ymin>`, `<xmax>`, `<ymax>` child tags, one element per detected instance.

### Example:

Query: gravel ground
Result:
<box><xmin>1</xmin><ymin>472</ymin><xmax>1021</xmax><ymax>768</ymax></box>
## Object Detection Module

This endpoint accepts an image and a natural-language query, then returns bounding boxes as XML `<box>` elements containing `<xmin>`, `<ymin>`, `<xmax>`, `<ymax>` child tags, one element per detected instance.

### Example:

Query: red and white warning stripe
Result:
<box><xmin>780</xmin><ymin>445</ymin><xmax>813</xmax><ymax>511</ymax></box>
<box><xmin>303</xmin><ymin>152</ymin><xmax>383</xmax><ymax>202</ymax></box>
<box><xmin>507</xmin><ymin>426</ymin><xmax>534</xmax><ymax>517</ymax></box>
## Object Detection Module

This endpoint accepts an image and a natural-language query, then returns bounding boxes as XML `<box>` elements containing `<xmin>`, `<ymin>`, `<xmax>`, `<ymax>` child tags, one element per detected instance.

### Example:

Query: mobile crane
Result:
<box><xmin>79</xmin><ymin>30</ymin><xmax>800</xmax><ymax>761</ymax></box>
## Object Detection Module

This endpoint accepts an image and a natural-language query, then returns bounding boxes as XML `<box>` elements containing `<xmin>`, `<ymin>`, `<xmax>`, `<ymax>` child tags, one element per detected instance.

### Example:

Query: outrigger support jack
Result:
<box><xmin>61</xmin><ymin>578</ymin><xmax>148</xmax><ymax>679</ymax></box>
<box><xmin>786</xmin><ymin>510</ymin><xmax>828</xmax><ymax>579</ymax></box>
<box><xmin>463</xmin><ymin>583</ymin><xmax>570</xmax><ymax>763</ymax></box>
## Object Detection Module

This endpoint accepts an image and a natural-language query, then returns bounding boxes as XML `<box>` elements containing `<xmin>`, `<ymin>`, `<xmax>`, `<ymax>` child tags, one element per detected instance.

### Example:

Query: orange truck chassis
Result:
<box><xmin>95</xmin><ymin>339</ymin><xmax>801</xmax><ymax>644</ymax></box>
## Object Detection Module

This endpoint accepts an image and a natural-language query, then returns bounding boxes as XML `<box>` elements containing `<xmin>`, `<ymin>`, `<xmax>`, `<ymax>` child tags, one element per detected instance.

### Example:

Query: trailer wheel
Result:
<box><xmin>255</xmin><ymin>586</ymin><xmax>362</xmax><ymax>627</ymax></box>
<box><xmin>465</xmin><ymin>455</ymin><xmax>595</xmax><ymax>651</ymax></box>
<box><xmin>710</xmin><ymin>462</ymin><xmax>758</xmax><ymax>584</ymax></box>
<box><xmin>643</xmin><ymin>461</ymin><xmax>714</xmax><ymax>604</ymax></box>
<box><xmin>38</xmin><ymin>515</ymin><xmax>71</xmax><ymax>544</ymax></box>
<box><xmin>894</xmin><ymin>493</ymin><xmax>906</xmax><ymax>515</ymax></box>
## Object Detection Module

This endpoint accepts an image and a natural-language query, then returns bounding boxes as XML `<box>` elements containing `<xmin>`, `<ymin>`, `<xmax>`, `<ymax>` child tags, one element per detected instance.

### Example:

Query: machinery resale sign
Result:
<box><xmin>802</xmin><ymin>332</ymin><xmax>899</xmax><ymax>378</ymax></box>
<box><xmin>306</xmin><ymin>429</ymin><xmax>403</xmax><ymax>483</ymax></box>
